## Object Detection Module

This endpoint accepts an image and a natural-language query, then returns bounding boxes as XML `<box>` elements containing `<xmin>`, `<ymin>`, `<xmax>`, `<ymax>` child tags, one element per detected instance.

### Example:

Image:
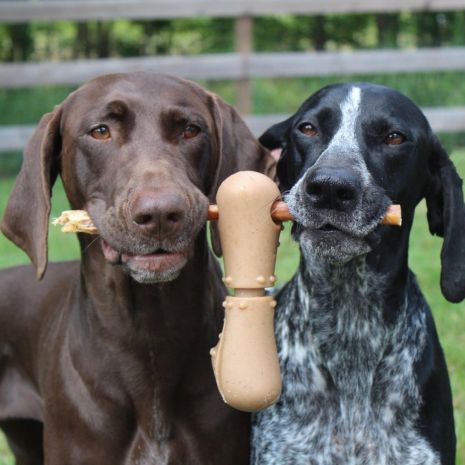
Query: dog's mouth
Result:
<box><xmin>297</xmin><ymin>215</ymin><xmax>384</xmax><ymax>241</ymax></box>
<box><xmin>303</xmin><ymin>220</ymin><xmax>361</xmax><ymax>237</ymax></box>
<box><xmin>101</xmin><ymin>240</ymin><xmax>191</xmax><ymax>283</ymax></box>
<box><xmin>289</xmin><ymin>206</ymin><xmax>388</xmax><ymax>265</ymax></box>
<box><xmin>316</xmin><ymin>223</ymin><xmax>342</xmax><ymax>233</ymax></box>
<box><xmin>311</xmin><ymin>220</ymin><xmax>383</xmax><ymax>249</ymax></box>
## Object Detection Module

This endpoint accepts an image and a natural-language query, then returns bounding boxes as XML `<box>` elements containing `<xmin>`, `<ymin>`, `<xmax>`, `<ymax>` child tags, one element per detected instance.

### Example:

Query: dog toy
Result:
<box><xmin>53</xmin><ymin>174</ymin><xmax>402</xmax><ymax>412</ymax></box>
<box><xmin>209</xmin><ymin>171</ymin><xmax>283</xmax><ymax>412</ymax></box>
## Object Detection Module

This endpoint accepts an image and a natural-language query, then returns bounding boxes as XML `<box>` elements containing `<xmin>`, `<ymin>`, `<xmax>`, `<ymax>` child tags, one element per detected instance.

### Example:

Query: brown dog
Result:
<box><xmin>0</xmin><ymin>72</ymin><xmax>274</xmax><ymax>465</ymax></box>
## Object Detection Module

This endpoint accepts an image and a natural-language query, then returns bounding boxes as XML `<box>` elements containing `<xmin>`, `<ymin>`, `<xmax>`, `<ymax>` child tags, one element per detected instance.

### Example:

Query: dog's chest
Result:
<box><xmin>251</xmin><ymin>263</ymin><xmax>439</xmax><ymax>465</ymax></box>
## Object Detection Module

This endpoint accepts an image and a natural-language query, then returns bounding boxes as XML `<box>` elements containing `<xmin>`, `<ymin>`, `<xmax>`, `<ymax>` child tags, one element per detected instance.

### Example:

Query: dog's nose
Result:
<box><xmin>304</xmin><ymin>168</ymin><xmax>360</xmax><ymax>211</ymax></box>
<box><xmin>131</xmin><ymin>191</ymin><xmax>186</xmax><ymax>237</ymax></box>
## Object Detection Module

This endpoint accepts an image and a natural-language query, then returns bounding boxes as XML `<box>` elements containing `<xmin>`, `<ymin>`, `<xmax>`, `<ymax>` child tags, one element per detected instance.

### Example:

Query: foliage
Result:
<box><xmin>1</xmin><ymin>12</ymin><xmax>465</xmax><ymax>62</ymax></box>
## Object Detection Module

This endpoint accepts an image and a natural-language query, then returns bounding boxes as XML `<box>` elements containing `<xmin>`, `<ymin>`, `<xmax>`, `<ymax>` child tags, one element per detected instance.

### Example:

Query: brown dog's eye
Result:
<box><xmin>183</xmin><ymin>124</ymin><xmax>201</xmax><ymax>139</ymax></box>
<box><xmin>90</xmin><ymin>125</ymin><xmax>111</xmax><ymax>140</ymax></box>
<box><xmin>298</xmin><ymin>122</ymin><xmax>318</xmax><ymax>137</ymax></box>
<box><xmin>385</xmin><ymin>132</ymin><xmax>405</xmax><ymax>145</ymax></box>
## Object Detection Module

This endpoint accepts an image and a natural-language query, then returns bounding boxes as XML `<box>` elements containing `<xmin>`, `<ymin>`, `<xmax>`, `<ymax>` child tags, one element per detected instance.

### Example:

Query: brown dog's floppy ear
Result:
<box><xmin>425</xmin><ymin>135</ymin><xmax>465</xmax><ymax>303</ymax></box>
<box><xmin>207</xmin><ymin>94</ymin><xmax>276</xmax><ymax>256</ymax></box>
<box><xmin>1</xmin><ymin>107</ymin><xmax>62</xmax><ymax>279</ymax></box>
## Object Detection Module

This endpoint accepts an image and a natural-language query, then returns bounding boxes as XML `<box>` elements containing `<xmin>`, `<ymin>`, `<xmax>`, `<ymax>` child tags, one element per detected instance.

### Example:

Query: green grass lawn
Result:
<box><xmin>0</xmin><ymin>150</ymin><xmax>464</xmax><ymax>463</ymax></box>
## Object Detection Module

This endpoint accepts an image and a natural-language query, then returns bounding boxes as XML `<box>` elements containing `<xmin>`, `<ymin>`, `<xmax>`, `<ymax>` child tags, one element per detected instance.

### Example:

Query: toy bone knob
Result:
<box><xmin>210</xmin><ymin>171</ymin><xmax>282</xmax><ymax>412</ymax></box>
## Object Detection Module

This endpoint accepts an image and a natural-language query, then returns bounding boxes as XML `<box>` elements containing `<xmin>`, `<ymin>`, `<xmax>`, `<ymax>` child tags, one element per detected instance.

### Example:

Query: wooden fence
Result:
<box><xmin>1</xmin><ymin>0</ymin><xmax>464</xmax><ymax>22</ymax></box>
<box><xmin>1</xmin><ymin>0</ymin><xmax>465</xmax><ymax>152</ymax></box>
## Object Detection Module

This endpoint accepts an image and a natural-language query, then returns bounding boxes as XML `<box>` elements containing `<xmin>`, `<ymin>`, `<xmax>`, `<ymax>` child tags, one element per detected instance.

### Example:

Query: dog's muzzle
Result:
<box><xmin>287</xmin><ymin>167</ymin><xmax>389</xmax><ymax>264</ymax></box>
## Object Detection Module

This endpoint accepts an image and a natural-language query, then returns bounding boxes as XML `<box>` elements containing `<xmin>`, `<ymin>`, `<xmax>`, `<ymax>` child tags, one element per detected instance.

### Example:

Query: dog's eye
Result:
<box><xmin>90</xmin><ymin>125</ymin><xmax>111</xmax><ymax>140</ymax></box>
<box><xmin>298</xmin><ymin>122</ymin><xmax>318</xmax><ymax>137</ymax></box>
<box><xmin>385</xmin><ymin>132</ymin><xmax>405</xmax><ymax>145</ymax></box>
<box><xmin>183</xmin><ymin>124</ymin><xmax>201</xmax><ymax>139</ymax></box>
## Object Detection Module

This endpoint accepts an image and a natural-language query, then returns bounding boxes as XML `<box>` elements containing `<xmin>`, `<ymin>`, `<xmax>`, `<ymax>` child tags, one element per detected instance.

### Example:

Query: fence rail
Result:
<box><xmin>1</xmin><ymin>0</ymin><xmax>464</xmax><ymax>23</ymax></box>
<box><xmin>2</xmin><ymin>47</ymin><xmax>465</xmax><ymax>88</ymax></box>
<box><xmin>2</xmin><ymin>106</ymin><xmax>465</xmax><ymax>153</ymax></box>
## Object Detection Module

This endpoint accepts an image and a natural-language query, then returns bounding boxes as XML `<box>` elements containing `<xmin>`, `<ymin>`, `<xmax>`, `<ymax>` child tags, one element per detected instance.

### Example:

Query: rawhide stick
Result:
<box><xmin>53</xmin><ymin>203</ymin><xmax>401</xmax><ymax>234</ymax></box>
<box><xmin>268</xmin><ymin>201</ymin><xmax>402</xmax><ymax>225</ymax></box>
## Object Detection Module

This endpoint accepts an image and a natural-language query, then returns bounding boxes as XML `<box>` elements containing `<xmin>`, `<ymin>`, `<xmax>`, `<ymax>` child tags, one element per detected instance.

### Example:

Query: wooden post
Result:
<box><xmin>234</xmin><ymin>16</ymin><xmax>252</xmax><ymax>115</ymax></box>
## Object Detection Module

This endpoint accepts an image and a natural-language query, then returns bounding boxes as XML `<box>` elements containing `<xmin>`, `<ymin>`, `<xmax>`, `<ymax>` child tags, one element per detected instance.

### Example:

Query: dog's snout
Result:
<box><xmin>131</xmin><ymin>191</ymin><xmax>186</xmax><ymax>237</ymax></box>
<box><xmin>305</xmin><ymin>168</ymin><xmax>360</xmax><ymax>211</ymax></box>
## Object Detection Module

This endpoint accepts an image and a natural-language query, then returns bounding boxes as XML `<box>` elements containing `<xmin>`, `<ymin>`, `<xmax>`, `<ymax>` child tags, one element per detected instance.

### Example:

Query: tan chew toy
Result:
<box><xmin>53</xmin><ymin>176</ymin><xmax>402</xmax><ymax>412</ymax></box>
<box><xmin>209</xmin><ymin>171</ymin><xmax>283</xmax><ymax>412</ymax></box>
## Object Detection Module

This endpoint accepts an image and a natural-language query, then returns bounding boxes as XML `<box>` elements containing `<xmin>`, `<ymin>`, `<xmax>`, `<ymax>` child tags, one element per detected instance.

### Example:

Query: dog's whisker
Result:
<box><xmin>82</xmin><ymin>235</ymin><xmax>103</xmax><ymax>254</ymax></box>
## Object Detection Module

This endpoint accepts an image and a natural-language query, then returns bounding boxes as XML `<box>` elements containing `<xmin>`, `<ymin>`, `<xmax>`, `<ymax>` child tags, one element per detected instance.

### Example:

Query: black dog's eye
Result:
<box><xmin>385</xmin><ymin>132</ymin><xmax>405</xmax><ymax>146</ymax></box>
<box><xmin>90</xmin><ymin>125</ymin><xmax>111</xmax><ymax>140</ymax></box>
<box><xmin>183</xmin><ymin>124</ymin><xmax>201</xmax><ymax>139</ymax></box>
<box><xmin>298</xmin><ymin>122</ymin><xmax>318</xmax><ymax>137</ymax></box>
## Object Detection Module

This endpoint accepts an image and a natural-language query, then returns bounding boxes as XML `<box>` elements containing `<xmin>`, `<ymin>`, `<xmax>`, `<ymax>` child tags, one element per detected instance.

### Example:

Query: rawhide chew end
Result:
<box><xmin>52</xmin><ymin>210</ymin><xmax>98</xmax><ymax>234</ymax></box>
<box><xmin>381</xmin><ymin>204</ymin><xmax>402</xmax><ymax>226</ymax></box>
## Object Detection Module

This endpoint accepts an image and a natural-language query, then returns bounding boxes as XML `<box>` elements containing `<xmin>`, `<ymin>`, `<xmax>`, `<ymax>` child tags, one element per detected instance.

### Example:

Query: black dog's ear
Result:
<box><xmin>425</xmin><ymin>135</ymin><xmax>465</xmax><ymax>303</ymax></box>
<box><xmin>0</xmin><ymin>107</ymin><xmax>62</xmax><ymax>279</ymax></box>
<box><xmin>260</xmin><ymin>117</ymin><xmax>297</xmax><ymax>192</ymax></box>
<box><xmin>207</xmin><ymin>93</ymin><xmax>276</xmax><ymax>256</ymax></box>
<box><xmin>259</xmin><ymin>117</ymin><xmax>292</xmax><ymax>151</ymax></box>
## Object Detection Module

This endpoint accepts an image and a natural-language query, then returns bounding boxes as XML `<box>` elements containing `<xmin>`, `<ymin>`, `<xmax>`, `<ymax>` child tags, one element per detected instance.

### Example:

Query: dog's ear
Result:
<box><xmin>425</xmin><ymin>135</ymin><xmax>465</xmax><ymax>303</ymax></box>
<box><xmin>0</xmin><ymin>107</ymin><xmax>62</xmax><ymax>279</ymax></box>
<box><xmin>258</xmin><ymin>117</ymin><xmax>292</xmax><ymax>151</ymax></box>
<box><xmin>259</xmin><ymin>117</ymin><xmax>296</xmax><ymax>192</ymax></box>
<box><xmin>208</xmin><ymin>94</ymin><xmax>276</xmax><ymax>256</ymax></box>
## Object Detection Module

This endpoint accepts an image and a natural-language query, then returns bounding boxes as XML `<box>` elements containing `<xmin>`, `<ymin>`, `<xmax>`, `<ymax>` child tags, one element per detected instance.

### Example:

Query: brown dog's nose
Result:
<box><xmin>131</xmin><ymin>191</ymin><xmax>186</xmax><ymax>237</ymax></box>
<box><xmin>305</xmin><ymin>168</ymin><xmax>360</xmax><ymax>212</ymax></box>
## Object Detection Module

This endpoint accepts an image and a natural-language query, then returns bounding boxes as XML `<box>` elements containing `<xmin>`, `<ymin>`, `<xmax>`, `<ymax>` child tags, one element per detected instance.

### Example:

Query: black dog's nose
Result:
<box><xmin>131</xmin><ymin>191</ymin><xmax>186</xmax><ymax>237</ymax></box>
<box><xmin>305</xmin><ymin>168</ymin><xmax>360</xmax><ymax>211</ymax></box>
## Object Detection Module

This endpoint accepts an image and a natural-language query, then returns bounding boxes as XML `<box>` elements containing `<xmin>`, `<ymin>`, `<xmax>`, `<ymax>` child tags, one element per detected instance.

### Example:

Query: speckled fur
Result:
<box><xmin>251</xmin><ymin>257</ymin><xmax>439</xmax><ymax>464</ymax></box>
<box><xmin>251</xmin><ymin>84</ymin><xmax>444</xmax><ymax>464</ymax></box>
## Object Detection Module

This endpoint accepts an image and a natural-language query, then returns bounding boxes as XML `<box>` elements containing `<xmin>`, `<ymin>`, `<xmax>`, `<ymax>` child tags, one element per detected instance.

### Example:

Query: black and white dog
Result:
<box><xmin>251</xmin><ymin>83</ymin><xmax>465</xmax><ymax>465</ymax></box>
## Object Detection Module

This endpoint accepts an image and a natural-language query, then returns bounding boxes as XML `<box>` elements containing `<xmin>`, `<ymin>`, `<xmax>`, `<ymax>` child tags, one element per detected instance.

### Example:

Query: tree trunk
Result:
<box><xmin>312</xmin><ymin>15</ymin><xmax>326</xmax><ymax>51</ymax></box>
<box><xmin>7</xmin><ymin>24</ymin><xmax>33</xmax><ymax>61</ymax></box>
<box><xmin>96</xmin><ymin>21</ymin><xmax>111</xmax><ymax>58</ymax></box>
<box><xmin>376</xmin><ymin>14</ymin><xmax>400</xmax><ymax>48</ymax></box>
<box><xmin>74</xmin><ymin>22</ymin><xmax>92</xmax><ymax>58</ymax></box>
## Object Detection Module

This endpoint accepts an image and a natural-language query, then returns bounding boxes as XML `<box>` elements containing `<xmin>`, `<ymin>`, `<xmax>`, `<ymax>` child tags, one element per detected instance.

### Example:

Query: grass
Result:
<box><xmin>0</xmin><ymin>149</ymin><xmax>464</xmax><ymax>463</ymax></box>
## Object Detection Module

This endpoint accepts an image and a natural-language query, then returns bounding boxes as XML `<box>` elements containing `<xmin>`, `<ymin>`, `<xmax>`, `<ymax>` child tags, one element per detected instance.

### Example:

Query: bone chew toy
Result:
<box><xmin>53</xmin><ymin>177</ymin><xmax>402</xmax><ymax>412</ymax></box>
<box><xmin>53</xmin><ymin>204</ymin><xmax>401</xmax><ymax>233</ymax></box>
<box><xmin>209</xmin><ymin>171</ymin><xmax>283</xmax><ymax>412</ymax></box>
